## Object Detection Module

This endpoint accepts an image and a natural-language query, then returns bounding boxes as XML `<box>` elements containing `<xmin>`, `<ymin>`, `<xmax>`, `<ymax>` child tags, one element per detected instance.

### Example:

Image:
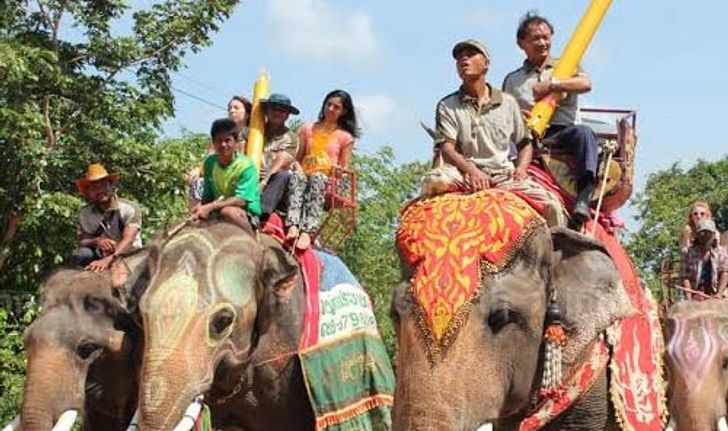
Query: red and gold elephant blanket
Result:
<box><xmin>520</xmin><ymin>221</ymin><xmax>667</xmax><ymax>431</ymax></box>
<box><xmin>397</xmin><ymin>189</ymin><xmax>545</xmax><ymax>362</ymax></box>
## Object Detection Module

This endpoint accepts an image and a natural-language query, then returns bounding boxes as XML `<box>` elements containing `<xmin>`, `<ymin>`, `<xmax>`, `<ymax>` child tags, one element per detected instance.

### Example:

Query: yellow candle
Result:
<box><xmin>527</xmin><ymin>0</ymin><xmax>613</xmax><ymax>137</ymax></box>
<box><xmin>246</xmin><ymin>71</ymin><xmax>270</xmax><ymax>171</ymax></box>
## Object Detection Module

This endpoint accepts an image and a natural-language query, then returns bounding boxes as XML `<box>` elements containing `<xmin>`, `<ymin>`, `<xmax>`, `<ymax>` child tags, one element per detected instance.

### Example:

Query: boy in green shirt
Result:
<box><xmin>191</xmin><ymin>118</ymin><xmax>261</xmax><ymax>233</ymax></box>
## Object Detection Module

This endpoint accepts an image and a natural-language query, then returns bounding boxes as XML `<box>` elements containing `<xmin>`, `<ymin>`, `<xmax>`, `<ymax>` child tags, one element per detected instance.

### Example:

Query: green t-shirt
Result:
<box><xmin>202</xmin><ymin>153</ymin><xmax>262</xmax><ymax>216</ymax></box>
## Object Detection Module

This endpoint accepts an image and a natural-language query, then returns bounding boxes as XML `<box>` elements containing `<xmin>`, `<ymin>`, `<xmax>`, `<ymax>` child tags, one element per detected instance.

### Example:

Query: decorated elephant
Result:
<box><xmin>665</xmin><ymin>300</ymin><xmax>728</xmax><ymax>431</ymax></box>
<box><xmin>136</xmin><ymin>220</ymin><xmax>394</xmax><ymax>431</ymax></box>
<box><xmin>16</xmin><ymin>250</ymin><xmax>149</xmax><ymax>431</ymax></box>
<box><xmin>393</xmin><ymin>189</ymin><xmax>664</xmax><ymax>430</ymax></box>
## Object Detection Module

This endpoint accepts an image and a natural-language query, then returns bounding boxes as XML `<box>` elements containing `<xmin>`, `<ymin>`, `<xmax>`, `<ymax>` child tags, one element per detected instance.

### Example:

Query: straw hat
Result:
<box><xmin>76</xmin><ymin>163</ymin><xmax>120</xmax><ymax>197</ymax></box>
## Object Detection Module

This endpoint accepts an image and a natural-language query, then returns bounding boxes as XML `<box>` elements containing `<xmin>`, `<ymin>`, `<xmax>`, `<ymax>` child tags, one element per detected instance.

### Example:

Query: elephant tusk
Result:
<box><xmin>475</xmin><ymin>423</ymin><xmax>493</xmax><ymax>431</ymax></box>
<box><xmin>125</xmin><ymin>408</ymin><xmax>140</xmax><ymax>431</ymax></box>
<box><xmin>50</xmin><ymin>410</ymin><xmax>78</xmax><ymax>431</ymax></box>
<box><xmin>171</xmin><ymin>395</ymin><xmax>204</xmax><ymax>431</ymax></box>
<box><xmin>1</xmin><ymin>415</ymin><xmax>20</xmax><ymax>431</ymax></box>
<box><xmin>718</xmin><ymin>416</ymin><xmax>728</xmax><ymax>431</ymax></box>
<box><xmin>665</xmin><ymin>418</ymin><xmax>675</xmax><ymax>431</ymax></box>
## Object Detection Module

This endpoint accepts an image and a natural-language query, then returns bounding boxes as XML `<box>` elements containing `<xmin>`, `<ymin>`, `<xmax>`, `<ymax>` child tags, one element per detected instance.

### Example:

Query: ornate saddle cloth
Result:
<box><xmin>521</xmin><ymin>222</ymin><xmax>667</xmax><ymax>431</ymax></box>
<box><xmin>261</xmin><ymin>216</ymin><xmax>395</xmax><ymax>431</ymax></box>
<box><xmin>397</xmin><ymin>189</ymin><xmax>545</xmax><ymax>362</ymax></box>
<box><xmin>593</xmin><ymin>221</ymin><xmax>667</xmax><ymax>431</ymax></box>
<box><xmin>298</xmin><ymin>250</ymin><xmax>395</xmax><ymax>431</ymax></box>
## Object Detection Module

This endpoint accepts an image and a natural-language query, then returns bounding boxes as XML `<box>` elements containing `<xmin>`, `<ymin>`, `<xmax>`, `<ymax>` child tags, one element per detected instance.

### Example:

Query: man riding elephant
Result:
<box><xmin>72</xmin><ymin>163</ymin><xmax>142</xmax><ymax>272</ymax></box>
<box><xmin>433</xmin><ymin>38</ymin><xmax>565</xmax><ymax>227</ymax></box>
<box><xmin>502</xmin><ymin>12</ymin><xmax>598</xmax><ymax>230</ymax></box>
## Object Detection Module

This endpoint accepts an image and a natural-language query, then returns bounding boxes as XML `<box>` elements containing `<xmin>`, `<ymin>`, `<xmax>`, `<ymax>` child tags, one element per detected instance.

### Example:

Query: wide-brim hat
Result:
<box><xmin>452</xmin><ymin>39</ymin><xmax>490</xmax><ymax>60</ymax></box>
<box><xmin>260</xmin><ymin>93</ymin><xmax>300</xmax><ymax>115</ymax></box>
<box><xmin>76</xmin><ymin>163</ymin><xmax>120</xmax><ymax>197</ymax></box>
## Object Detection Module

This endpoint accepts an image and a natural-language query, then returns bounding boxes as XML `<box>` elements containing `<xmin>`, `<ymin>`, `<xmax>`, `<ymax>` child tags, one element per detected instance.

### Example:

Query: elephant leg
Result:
<box><xmin>544</xmin><ymin>368</ymin><xmax>611</xmax><ymax>431</ymax></box>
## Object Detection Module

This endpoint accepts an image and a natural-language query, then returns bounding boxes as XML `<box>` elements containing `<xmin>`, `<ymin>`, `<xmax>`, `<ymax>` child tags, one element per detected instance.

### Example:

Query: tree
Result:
<box><xmin>0</xmin><ymin>298</ymin><xmax>37</xmax><ymax>424</ymax></box>
<box><xmin>339</xmin><ymin>148</ymin><xmax>429</xmax><ymax>355</ymax></box>
<box><xmin>626</xmin><ymin>156</ymin><xmax>728</xmax><ymax>295</ymax></box>
<box><xmin>0</xmin><ymin>0</ymin><xmax>238</xmax><ymax>291</ymax></box>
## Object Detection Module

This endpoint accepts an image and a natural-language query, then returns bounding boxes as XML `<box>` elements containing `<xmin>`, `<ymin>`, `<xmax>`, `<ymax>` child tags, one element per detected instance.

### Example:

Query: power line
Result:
<box><xmin>171</xmin><ymin>86</ymin><xmax>226</xmax><ymax>110</ymax></box>
<box><xmin>175</xmin><ymin>72</ymin><xmax>230</xmax><ymax>98</ymax></box>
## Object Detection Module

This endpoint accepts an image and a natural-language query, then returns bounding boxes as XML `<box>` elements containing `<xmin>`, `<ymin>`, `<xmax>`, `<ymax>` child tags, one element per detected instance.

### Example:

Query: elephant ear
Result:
<box><xmin>550</xmin><ymin>227</ymin><xmax>636</xmax><ymax>366</ymax></box>
<box><xmin>259</xmin><ymin>236</ymin><xmax>299</xmax><ymax>299</ymax></box>
<box><xmin>109</xmin><ymin>248</ymin><xmax>151</xmax><ymax>327</ymax></box>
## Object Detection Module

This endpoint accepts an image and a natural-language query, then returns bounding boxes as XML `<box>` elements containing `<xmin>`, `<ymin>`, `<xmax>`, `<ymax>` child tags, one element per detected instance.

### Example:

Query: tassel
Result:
<box><xmin>541</xmin><ymin>298</ymin><xmax>566</xmax><ymax>393</ymax></box>
<box><xmin>194</xmin><ymin>404</ymin><xmax>212</xmax><ymax>431</ymax></box>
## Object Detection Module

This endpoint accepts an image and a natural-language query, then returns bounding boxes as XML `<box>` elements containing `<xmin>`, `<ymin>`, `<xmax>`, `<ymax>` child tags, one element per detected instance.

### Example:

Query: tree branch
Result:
<box><xmin>51</xmin><ymin>0</ymin><xmax>67</xmax><ymax>44</ymax></box>
<box><xmin>56</xmin><ymin>40</ymin><xmax>179</xmax><ymax>136</ymax></box>
<box><xmin>0</xmin><ymin>211</ymin><xmax>22</xmax><ymax>273</ymax></box>
<box><xmin>35</xmin><ymin>0</ymin><xmax>52</xmax><ymax>30</ymax></box>
<box><xmin>43</xmin><ymin>94</ymin><xmax>58</xmax><ymax>149</ymax></box>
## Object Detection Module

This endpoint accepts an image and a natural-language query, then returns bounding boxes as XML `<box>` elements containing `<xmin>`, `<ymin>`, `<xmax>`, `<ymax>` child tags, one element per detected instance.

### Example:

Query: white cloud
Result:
<box><xmin>354</xmin><ymin>94</ymin><xmax>406</xmax><ymax>135</ymax></box>
<box><xmin>266</xmin><ymin>0</ymin><xmax>377</xmax><ymax>64</ymax></box>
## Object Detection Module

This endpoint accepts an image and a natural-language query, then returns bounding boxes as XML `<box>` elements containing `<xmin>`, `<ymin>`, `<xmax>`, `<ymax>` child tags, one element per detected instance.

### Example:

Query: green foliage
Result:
<box><xmin>0</xmin><ymin>297</ymin><xmax>38</xmax><ymax>424</ymax></box>
<box><xmin>0</xmin><ymin>0</ymin><xmax>237</xmax><ymax>291</ymax></box>
<box><xmin>339</xmin><ymin>148</ymin><xmax>429</xmax><ymax>356</ymax></box>
<box><xmin>626</xmin><ymin>156</ymin><xmax>728</xmax><ymax>295</ymax></box>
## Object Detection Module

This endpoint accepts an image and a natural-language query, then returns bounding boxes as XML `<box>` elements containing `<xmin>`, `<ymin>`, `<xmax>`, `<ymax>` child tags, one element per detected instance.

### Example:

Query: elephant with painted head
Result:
<box><xmin>665</xmin><ymin>300</ymin><xmax>728</xmax><ymax>431</ymax></box>
<box><xmin>136</xmin><ymin>220</ymin><xmax>396</xmax><ymax>431</ymax></box>
<box><xmin>136</xmin><ymin>221</ymin><xmax>311</xmax><ymax>430</ymax></box>
<box><xmin>392</xmin><ymin>190</ymin><xmax>636</xmax><ymax>430</ymax></box>
<box><xmin>17</xmin><ymin>250</ymin><xmax>149</xmax><ymax>431</ymax></box>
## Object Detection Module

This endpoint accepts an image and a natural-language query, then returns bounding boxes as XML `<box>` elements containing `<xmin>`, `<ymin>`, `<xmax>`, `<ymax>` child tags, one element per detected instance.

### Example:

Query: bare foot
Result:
<box><xmin>286</xmin><ymin>225</ymin><xmax>299</xmax><ymax>241</ymax></box>
<box><xmin>296</xmin><ymin>232</ymin><xmax>312</xmax><ymax>250</ymax></box>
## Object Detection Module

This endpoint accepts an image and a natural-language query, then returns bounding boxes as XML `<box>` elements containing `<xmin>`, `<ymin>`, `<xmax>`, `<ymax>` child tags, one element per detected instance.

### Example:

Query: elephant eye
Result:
<box><xmin>76</xmin><ymin>342</ymin><xmax>102</xmax><ymax>360</ymax></box>
<box><xmin>487</xmin><ymin>307</ymin><xmax>518</xmax><ymax>334</ymax></box>
<box><xmin>722</xmin><ymin>357</ymin><xmax>728</xmax><ymax>370</ymax></box>
<box><xmin>209</xmin><ymin>307</ymin><xmax>236</xmax><ymax>339</ymax></box>
<box><xmin>84</xmin><ymin>295</ymin><xmax>115</xmax><ymax>316</ymax></box>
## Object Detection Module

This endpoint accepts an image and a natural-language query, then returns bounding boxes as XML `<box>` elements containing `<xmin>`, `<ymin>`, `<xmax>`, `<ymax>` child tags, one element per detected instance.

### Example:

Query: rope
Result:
<box><xmin>212</xmin><ymin>349</ymin><xmax>299</xmax><ymax>405</ymax></box>
<box><xmin>670</xmin><ymin>284</ymin><xmax>714</xmax><ymax>300</ymax></box>
<box><xmin>590</xmin><ymin>141</ymin><xmax>618</xmax><ymax>236</ymax></box>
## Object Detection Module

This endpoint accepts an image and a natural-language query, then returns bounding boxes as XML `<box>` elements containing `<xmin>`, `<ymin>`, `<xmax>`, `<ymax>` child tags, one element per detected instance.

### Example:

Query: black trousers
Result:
<box><xmin>261</xmin><ymin>171</ymin><xmax>291</xmax><ymax>216</ymax></box>
<box><xmin>546</xmin><ymin>124</ymin><xmax>599</xmax><ymax>180</ymax></box>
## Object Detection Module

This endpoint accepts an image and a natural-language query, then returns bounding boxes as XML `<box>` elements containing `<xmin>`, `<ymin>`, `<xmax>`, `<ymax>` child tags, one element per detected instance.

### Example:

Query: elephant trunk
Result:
<box><xmin>138</xmin><ymin>347</ymin><xmax>212</xmax><ymax>431</ymax></box>
<box><xmin>392</xmin><ymin>320</ymin><xmax>508</xmax><ymax>431</ymax></box>
<box><xmin>670</xmin><ymin>388</ymin><xmax>727</xmax><ymax>431</ymax></box>
<box><xmin>20</xmin><ymin>346</ymin><xmax>85</xmax><ymax>431</ymax></box>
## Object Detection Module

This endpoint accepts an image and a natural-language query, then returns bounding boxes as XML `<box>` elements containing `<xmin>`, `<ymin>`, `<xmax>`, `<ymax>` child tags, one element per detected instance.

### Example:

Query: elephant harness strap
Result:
<box><xmin>519</xmin><ymin>338</ymin><xmax>610</xmax><ymax>431</ymax></box>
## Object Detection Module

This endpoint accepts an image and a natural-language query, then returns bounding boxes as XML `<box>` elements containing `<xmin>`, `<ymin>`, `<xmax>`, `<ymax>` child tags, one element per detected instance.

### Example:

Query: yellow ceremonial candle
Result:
<box><xmin>246</xmin><ymin>72</ymin><xmax>270</xmax><ymax>171</ymax></box>
<box><xmin>528</xmin><ymin>0</ymin><xmax>613</xmax><ymax>137</ymax></box>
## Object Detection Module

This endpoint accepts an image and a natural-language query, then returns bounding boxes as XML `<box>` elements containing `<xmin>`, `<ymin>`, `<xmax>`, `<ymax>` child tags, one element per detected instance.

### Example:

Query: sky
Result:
<box><xmin>161</xmin><ymin>0</ymin><xmax>728</xmax><ymax>227</ymax></box>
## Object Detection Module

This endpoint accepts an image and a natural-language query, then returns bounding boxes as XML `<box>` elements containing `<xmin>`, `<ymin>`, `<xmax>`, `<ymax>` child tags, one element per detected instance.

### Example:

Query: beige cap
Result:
<box><xmin>452</xmin><ymin>39</ymin><xmax>490</xmax><ymax>59</ymax></box>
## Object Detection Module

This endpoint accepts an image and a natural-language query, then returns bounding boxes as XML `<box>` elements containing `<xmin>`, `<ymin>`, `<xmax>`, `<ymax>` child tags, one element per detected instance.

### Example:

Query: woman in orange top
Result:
<box><xmin>286</xmin><ymin>90</ymin><xmax>359</xmax><ymax>249</ymax></box>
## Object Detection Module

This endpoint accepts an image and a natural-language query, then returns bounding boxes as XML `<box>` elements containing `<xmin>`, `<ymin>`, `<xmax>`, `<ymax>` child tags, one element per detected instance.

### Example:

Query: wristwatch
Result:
<box><xmin>549</xmin><ymin>77</ymin><xmax>560</xmax><ymax>92</ymax></box>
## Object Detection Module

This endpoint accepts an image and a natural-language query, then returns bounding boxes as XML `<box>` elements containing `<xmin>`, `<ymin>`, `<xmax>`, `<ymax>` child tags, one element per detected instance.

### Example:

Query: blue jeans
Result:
<box><xmin>71</xmin><ymin>247</ymin><xmax>103</xmax><ymax>267</ymax></box>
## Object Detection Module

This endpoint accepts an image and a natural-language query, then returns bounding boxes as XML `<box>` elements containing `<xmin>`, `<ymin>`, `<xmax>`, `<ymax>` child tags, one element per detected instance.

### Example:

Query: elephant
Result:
<box><xmin>392</xmin><ymin>222</ymin><xmax>636</xmax><ymax>430</ymax></box>
<box><xmin>664</xmin><ymin>299</ymin><xmax>728</xmax><ymax>431</ymax></box>
<box><xmin>135</xmin><ymin>221</ymin><xmax>317</xmax><ymax>431</ymax></box>
<box><xmin>18</xmin><ymin>249</ymin><xmax>149</xmax><ymax>431</ymax></box>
